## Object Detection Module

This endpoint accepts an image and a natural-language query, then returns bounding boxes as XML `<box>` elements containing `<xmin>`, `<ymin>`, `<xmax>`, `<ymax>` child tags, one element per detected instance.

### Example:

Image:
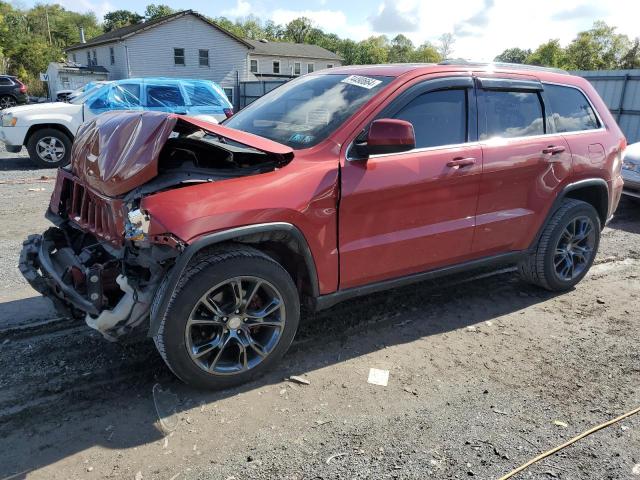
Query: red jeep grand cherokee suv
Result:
<box><xmin>20</xmin><ymin>62</ymin><xmax>625</xmax><ymax>389</ymax></box>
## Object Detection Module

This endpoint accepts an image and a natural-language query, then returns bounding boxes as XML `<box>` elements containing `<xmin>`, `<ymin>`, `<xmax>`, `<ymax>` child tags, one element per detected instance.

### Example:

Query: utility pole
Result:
<box><xmin>45</xmin><ymin>6</ymin><xmax>52</xmax><ymax>45</ymax></box>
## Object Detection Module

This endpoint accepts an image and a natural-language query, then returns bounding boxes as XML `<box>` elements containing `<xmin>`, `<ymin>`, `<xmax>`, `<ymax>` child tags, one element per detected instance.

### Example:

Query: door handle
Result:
<box><xmin>542</xmin><ymin>145</ymin><xmax>566</xmax><ymax>155</ymax></box>
<box><xmin>447</xmin><ymin>157</ymin><xmax>476</xmax><ymax>168</ymax></box>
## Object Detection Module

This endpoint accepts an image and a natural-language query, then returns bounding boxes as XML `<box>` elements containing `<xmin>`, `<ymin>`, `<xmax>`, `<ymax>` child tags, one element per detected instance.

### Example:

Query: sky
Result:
<box><xmin>9</xmin><ymin>0</ymin><xmax>640</xmax><ymax>60</ymax></box>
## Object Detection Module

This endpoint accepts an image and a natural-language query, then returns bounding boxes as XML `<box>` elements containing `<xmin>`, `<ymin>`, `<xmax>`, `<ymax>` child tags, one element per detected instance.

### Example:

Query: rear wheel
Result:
<box><xmin>26</xmin><ymin>128</ymin><xmax>72</xmax><ymax>168</ymax></box>
<box><xmin>519</xmin><ymin>199</ymin><xmax>600</xmax><ymax>291</ymax></box>
<box><xmin>0</xmin><ymin>95</ymin><xmax>16</xmax><ymax>109</ymax></box>
<box><xmin>153</xmin><ymin>246</ymin><xmax>300</xmax><ymax>389</ymax></box>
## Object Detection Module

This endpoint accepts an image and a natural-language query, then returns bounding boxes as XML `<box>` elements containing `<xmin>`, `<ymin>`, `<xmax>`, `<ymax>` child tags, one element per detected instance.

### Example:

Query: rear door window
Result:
<box><xmin>544</xmin><ymin>83</ymin><xmax>600</xmax><ymax>132</ymax></box>
<box><xmin>145</xmin><ymin>84</ymin><xmax>185</xmax><ymax>111</ymax></box>
<box><xmin>393</xmin><ymin>89</ymin><xmax>467</xmax><ymax>148</ymax></box>
<box><xmin>479</xmin><ymin>90</ymin><xmax>544</xmax><ymax>139</ymax></box>
<box><xmin>0</xmin><ymin>77</ymin><xmax>13</xmax><ymax>86</ymax></box>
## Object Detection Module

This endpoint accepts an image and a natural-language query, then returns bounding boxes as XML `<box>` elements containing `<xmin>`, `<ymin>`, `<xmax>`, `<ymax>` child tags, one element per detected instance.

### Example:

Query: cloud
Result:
<box><xmin>271</xmin><ymin>8</ymin><xmax>346</xmax><ymax>30</ymax></box>
<box><xmin>56</xmin><ymin>0</ymin><xmax>114</xmax><ymax>21</ymax></box>
<box><xmin>222</xmin><ymin>0</ymin><xmax>252</xmax><ymax>18</ymax></box>
<box><xmin>368</xmin><ymin>0</ymin><xmax>419</xmax><ymax>33</ymax></box>
<box><xmin>551</xmin><ymin>4</ymin><xmax>606</xmax><ymax>21</ymax></box>
<box><xmin>453</xmin><ymin>0</ymin><xmax>495</xmax><ymax>37</ymax></box>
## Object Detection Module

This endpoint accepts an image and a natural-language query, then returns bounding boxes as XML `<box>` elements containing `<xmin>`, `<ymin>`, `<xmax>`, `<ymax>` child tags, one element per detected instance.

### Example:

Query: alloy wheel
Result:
<box><xmin>35</xmin><ymin>136</ymin><xmax>66</xmax><ymax>163</ymax></box>
<box><xmin>553</xmin><ymin>216</ymin><xmax>596</xmax><ymax>281</ymax></box>
<box><xmin>0</xmin><ymin>96</ymin><xmax>16</xmax><ymax>109</ymax></box>
<box><xmin>185</xmin><ymin>276</ymin><xmax>286</xmax><ymax>375</ymax></box>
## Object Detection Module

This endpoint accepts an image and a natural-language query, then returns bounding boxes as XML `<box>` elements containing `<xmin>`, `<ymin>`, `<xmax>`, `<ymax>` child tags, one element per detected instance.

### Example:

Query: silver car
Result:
<box><xmin>622</xmin><ymin>142</ymin><xmax>640</xmax><ymax>201</ymax></box>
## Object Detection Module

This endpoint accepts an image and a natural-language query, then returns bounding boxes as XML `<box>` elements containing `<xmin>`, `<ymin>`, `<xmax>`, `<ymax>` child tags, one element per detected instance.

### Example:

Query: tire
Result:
<box><xmin>518</xmin><ymin>199</ymin><xmax>601</xmax><ymax>291</ymax></box>
<box><xmin>0</xmin><ymin>95</ymin><xmax>17</xmax><ymax>109</ymax></box>
<box><xmin>153</xmin><ymin>245</ymin><xmax>300</xmax><ymax>389</ymax></box>
<box><xmin>26</xmin><ymin>128</ymin><xmax>72</xmax><ymax>168</ymax></box>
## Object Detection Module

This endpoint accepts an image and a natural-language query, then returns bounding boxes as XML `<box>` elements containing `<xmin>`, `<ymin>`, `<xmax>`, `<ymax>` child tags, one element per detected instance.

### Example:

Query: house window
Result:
<box><xmin>272</xmin><ymin>60</ymin><xmax>280</xmax><ymax>74</ymax></box>
<box><xmin>174</xmin><ymin>48</ymin><xmax>185</xmax><ymax>66</ymax></box>
<box><xmin>307</xmin><ymin>63</ymin><xmax>314</xmax><ymax>73</ymax></box>
<box><xmin>223</xmin><ymin>87</ymin><xmax>234</xmax><ymax>104</ymax></box>
<box><xmin>294</xmin><ymin>62</ymin><xmax>301</xmax><ymax>75</ymax></box>
<box><xmin>199</xmin><ymin>49</ymin><xmax>209</xmax><ymax>67</ymax></box>
<box><xmin>92</xmin><ymin>50</ymin><xmax>97</xmax><ymax>65</ymax></box>
<box><xmin>250</xmin><ymin>59</ymin><xmax>258</xmax><ymax>73</ymax></box>
<box><xmin>72</xmin><ymin>53</ymin><xmax>77</xmax><ymax>63</ymax></box>
<box><xmin>109</xmin><ymin>47</ymin><xmax>115</xmax><ymax>65</ymax></box>
<box><xmin>326</xmin><ymin>63</ymin><xmax>334</xmax><ymax>68</ymax></box>
<box><xmin>86</xmin><ymin>51</ymin><xmax>91</xmax><ymax>65</ymax></box>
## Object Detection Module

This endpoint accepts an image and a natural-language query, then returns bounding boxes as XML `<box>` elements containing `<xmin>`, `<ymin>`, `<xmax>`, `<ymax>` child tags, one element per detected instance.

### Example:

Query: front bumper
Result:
<box><xmin>0</xmin><ymin>125</ymin><xmax>28</xmax><ymax>148</ymax></box>
<box><xmin>622</xmin><ymin>169</ymin><xmax>640</xmax><ymax>199</ymax></box>
<box><xmin>19</xmin><ymin>229</ymin><xmax>101</xmax><ymax>317</ymax></box>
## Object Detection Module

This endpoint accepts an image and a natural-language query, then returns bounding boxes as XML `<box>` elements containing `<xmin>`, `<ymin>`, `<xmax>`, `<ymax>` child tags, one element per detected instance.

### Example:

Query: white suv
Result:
<box><xmin>0</xmin><ymin>78</ymin><xmax>233</xmax><ymax>167</ymax></box>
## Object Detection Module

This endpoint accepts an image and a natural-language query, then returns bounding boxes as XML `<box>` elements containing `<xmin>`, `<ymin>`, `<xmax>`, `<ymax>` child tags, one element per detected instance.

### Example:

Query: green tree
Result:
<box><xmin>494</xmin><ymin>47</ymin><xmax>532</xmax><ymax>64</ymax></box>
<box><xmin>103</xmin><ymin>10</ymin><xmax>143</xmax><ymax>32</ymax></box>
<box><xmin>564</xmin><ymin>21</ymin><xmax>630</xmax><ymax>70</ymax></box>
<box><xmin>388</xmin><ymin>34</ymin><xmax>414</xmax><ymax>63</ymax></box>
<box><xmin>144</xmin><ymin>4</ymin><xmax>175</xmax><ymax>20</ymax></box>
<box><xmin>412</xmin><ymin>42</ymin><xmax>442</xmax><ymax>63</ymax></box>
<box><xmin>338</xmin><ymin>39</ymin><xmax>360</xmax><ymax>65</ymax></box>
<box><xmin>285</xmin><ymin>17</ymin><xmax>312</xmax><ymax>43</ymax></box>
<box><xmin>358</xmin><ymin>36</ymin><xmax>389</xmax><ymax>64</ymax></box>
<box><xmin>620</xmin><ymin>38</ymin><xmax>640</xmax><ymax>69</ymax></box>
<box><xmin>526</xmin><ymin>39</ymin><xmax>564</xmax><ymax>67</ymax></box>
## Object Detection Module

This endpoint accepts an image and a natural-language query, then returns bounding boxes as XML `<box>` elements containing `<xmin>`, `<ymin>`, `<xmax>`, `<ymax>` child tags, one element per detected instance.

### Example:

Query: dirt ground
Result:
<box><xmin>0</xmin><ymin>148</ymin><xmax>639</xmax><ymax>480</ymax></box>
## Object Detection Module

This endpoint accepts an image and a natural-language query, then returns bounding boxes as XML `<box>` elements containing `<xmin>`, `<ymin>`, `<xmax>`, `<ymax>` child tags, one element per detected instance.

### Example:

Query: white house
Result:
<box><xmin>65</xmin><ymin>10</ymin><xmax>342</xmax><ymax>106</ymax></box>
<box><xmin>45</xmin><ymin>62</ymin><xmax>109</xmax><ymax>97</ymax></box>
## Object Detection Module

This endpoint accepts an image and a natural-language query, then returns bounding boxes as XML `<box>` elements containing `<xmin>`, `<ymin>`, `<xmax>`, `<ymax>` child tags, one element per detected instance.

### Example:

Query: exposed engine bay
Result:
<box><xmin>19</xmin><ymin>111</ymin><xmax>295</xmax><ymax>340</ymax></box>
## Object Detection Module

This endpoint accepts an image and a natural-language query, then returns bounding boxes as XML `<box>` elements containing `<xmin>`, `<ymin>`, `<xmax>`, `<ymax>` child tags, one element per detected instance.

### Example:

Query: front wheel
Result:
<box><xmin>153</xmin><ymin>246</ymin><xmax>300</xmax><ymax>389</ymax></box>
<box><xmin>26</xmin><ymin>128</ymin><xmax>72</xmax><ymax>168</ymax></box>
<box><xmin>519</xmin><ymin>199</ymin><xmax>601</xmax><ymax>291</ymax></box>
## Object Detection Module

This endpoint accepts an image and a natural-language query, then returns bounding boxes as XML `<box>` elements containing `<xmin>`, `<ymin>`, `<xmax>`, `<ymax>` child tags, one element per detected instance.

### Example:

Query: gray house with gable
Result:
<box><xmin>65</xmin><ymin>10</ymin><xmax>342</xmax><ymax>106</ymax></box>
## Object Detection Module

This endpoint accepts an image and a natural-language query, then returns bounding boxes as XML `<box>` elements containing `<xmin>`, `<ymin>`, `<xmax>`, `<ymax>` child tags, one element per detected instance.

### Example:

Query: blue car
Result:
<box><xmin>78</xmin><ymin>77</ymin><xmax>234</xmax><ymax>122</ymax></box>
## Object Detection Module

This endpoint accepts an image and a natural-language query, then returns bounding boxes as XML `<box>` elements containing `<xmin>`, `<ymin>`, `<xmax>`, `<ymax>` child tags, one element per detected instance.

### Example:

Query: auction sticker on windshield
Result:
<box><xmin>341</xmin><ymin>75</ymin><xmax>383</xmax><ymax>89</ymax></box>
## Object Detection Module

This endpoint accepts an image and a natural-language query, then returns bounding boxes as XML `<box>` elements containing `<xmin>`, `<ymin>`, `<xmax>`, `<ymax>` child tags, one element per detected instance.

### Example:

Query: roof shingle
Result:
<box><xmin>66</xmin><ymin>10</ymin><xmax>252</xmax><ymax>51</ymax></box>
<box><xmin>245</xmin><ymin>39</ymin><xmax>341</xmax><ymax>60</ymax></box>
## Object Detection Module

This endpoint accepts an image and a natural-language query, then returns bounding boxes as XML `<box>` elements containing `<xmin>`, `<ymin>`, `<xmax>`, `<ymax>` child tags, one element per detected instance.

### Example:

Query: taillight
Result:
<box><xmin>17</xmin><ymin>81</ymin><xmax>27</xmax><ymax>93</ymax></box>
<box><xmin>223</xmin><ymin>107</ymin><xmax>234</xmax><ymax>118</ymax></box>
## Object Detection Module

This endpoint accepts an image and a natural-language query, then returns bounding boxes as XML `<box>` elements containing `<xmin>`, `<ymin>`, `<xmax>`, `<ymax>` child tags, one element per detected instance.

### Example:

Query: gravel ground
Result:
<box><xmin>0</xmin><ymin>148</ymin><xmax>639</xmax><ymax>480</ymax></box>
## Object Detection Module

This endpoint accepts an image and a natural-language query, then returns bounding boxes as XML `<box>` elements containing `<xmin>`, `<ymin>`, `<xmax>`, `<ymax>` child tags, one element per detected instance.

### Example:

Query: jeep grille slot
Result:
<box><xmin>52</xmin><ymin>170</ymin><xmax>126</xmax><ymax>246</ymax></box>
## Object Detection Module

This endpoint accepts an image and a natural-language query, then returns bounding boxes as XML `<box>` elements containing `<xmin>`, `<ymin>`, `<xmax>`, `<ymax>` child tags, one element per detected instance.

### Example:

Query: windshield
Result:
<box><xmin>69</xmin><ymin>84</ymin><xmax>106</xmax><ymax>105</ymax></box>
<box><xmin>224</xmin><ymin>74</ymin><xmax>392</xmax><ymax>148</ymax></box>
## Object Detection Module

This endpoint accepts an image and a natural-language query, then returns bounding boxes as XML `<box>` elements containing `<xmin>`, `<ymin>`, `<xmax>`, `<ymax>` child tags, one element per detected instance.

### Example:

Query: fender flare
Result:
<box><xmin>148</xmin><ymin>222</ymin><xmax>319</xmax><ymax>337</ymax></box>
<box><xmin>529</xmin><ymin>178</ymin><xmax>609</xmax><ymax>249</ymax></box>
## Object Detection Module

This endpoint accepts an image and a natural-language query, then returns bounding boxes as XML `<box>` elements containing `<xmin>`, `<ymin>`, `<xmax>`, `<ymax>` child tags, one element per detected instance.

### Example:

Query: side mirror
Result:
<box><xmin>367</xmin><ymin>118</ymin><xmax>415</xmax><ymax>155</ymax></box>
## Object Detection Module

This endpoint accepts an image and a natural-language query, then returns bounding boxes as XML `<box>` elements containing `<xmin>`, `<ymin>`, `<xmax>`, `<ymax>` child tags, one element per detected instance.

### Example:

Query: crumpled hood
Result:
<box><xmin>71</xmin><ymin>111</ymin><xmax>294</xmax><ymax>197</ymax></box>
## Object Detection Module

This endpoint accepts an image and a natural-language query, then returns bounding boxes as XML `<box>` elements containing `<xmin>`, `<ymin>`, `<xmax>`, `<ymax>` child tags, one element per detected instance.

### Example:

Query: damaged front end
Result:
<box><xmin>19</xmin><ymin>111</ymin><xmax>294</xmax><ymax>340</ymax></box>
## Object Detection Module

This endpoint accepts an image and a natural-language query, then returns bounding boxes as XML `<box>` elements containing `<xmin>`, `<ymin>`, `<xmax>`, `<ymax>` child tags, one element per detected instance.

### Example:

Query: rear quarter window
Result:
<box><xmin>544</xmin><ymin>83</ymin><xmax>600</xmax><ymax>132</ymax></box>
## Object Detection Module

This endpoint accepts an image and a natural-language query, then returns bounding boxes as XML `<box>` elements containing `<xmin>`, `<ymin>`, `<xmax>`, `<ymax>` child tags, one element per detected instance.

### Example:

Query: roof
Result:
<box><xmin>52</xmin><ymin>62</ymin><xmax>109</xmax><ymax>74</ymax></box>
<box><xmin>66</xmin><ymin>10</ymin><xmax>253</xmax><ymax>51</ymax></box>
<box><xmin>322</xmin><ymin>63</ymin><xmax>578</xmax><ymax>82</ymax></box>
<box><xmin>245</xmin><ymin>39</ymin><xmax>341</xmax><ymax>61</ymax></box>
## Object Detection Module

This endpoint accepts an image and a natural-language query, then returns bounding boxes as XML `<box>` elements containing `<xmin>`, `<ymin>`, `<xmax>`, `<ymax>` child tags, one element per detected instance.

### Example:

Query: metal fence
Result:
<box><xmin>237</xmin><ymin>80</ymin><xmax>288</xmax><ymax>110</ymax></box>
<box><xmin>574</xmin><ymin>69</ymin><xmax>640</xmax><ymax>144</ymax></box>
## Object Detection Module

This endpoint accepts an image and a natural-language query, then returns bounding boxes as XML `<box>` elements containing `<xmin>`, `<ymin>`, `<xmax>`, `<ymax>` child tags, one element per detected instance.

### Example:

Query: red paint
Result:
<box><xmin>52</xmin><ymin>64</ymin><xmax>626</xmax><ymax>296</ymax></box>
<box><xmin>367</xmin><ymin>118</ymin><xmax>415</xmax><ymax>154</ymax></box>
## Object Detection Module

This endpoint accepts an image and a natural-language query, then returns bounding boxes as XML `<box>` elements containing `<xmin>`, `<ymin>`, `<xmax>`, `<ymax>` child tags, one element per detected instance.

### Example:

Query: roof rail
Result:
<box><xmin>438</xmin><ymin>59</ymin><xmax>568</xmax><ymax>75</ymax></box>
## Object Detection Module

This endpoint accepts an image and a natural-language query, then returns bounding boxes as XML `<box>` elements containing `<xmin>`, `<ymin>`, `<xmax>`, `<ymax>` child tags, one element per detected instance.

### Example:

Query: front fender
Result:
<box><xmin>147</xmin><ymin>222</ymin><xmax>320</xmax><ymax>337</ymax></box>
